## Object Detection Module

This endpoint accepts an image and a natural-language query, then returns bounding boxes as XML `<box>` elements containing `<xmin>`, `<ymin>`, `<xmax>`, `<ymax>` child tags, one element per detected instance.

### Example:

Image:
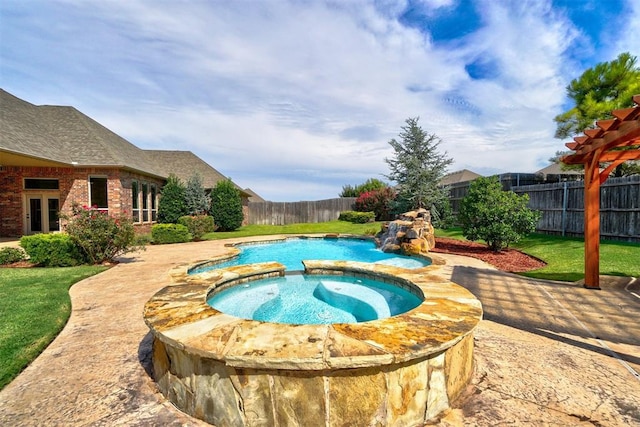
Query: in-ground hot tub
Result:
<box><xmin>144</xmin><ymin>256</ymin><xmax>482</xmax><ymax>426</ymax></box>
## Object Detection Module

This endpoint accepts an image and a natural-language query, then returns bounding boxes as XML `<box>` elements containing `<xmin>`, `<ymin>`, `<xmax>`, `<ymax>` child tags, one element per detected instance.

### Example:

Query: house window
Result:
<box><xmin>142</xmin><ymin>183</ymin><xmax>149</xmax><ymax>222</ymax></box>
<box><xmin>89</xmin><ymin>177</ymin><xmax>108</xmax><ymax>212</ymax></box>
<box><xmin>150</xmin><ymin>184</ymin><xmax>157</xmax><ymax>221</ymax></box>
<box><xmin>24</xmin><ymin>178</ymin><xmax>60</xmax><ymax>190</ymax></box>
<box><xmin>132</xmin><ymin>181</ymin><xmax>140</xmax><ymax>223</ymax></box>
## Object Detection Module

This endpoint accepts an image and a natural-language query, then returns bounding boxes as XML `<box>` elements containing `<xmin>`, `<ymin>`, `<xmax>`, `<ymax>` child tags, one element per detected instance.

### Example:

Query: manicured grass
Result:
<box><xmin>0</xmin><ymin>266</ymin><xmax>107</xmax><ymax>389</ymax></box>
<box><xmin>435</xmin><ymin>228</ymin><xmax>640</xmax><ymax>282</ymax></box>
<box><xmin>203</xmin><ymin>220</ymin><xmax>383</xmax><ymax>240</ymax></box>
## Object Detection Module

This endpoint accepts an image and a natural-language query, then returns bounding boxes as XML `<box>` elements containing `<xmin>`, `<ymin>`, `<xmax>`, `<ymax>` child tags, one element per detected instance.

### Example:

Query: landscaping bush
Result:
<box><xmin>157</xmin><ymin>174</ymin><xmax>188</xmax><ymax>224</ymax></box>
<box><xmin>340</xmin><ymin>178</ymin><xmax>388</xmax><ymax>197</ymax></box>
<box><xmin>63</xmin><ymin>205</ymin><xmax>139</xmax><ymax>264</ymax></box>
<box><xmin>210</xmin><ymin>179</ymin><xmax>244</xmax><ymax>232</ymax></box>
<box><xmin>338</xmin><ymin>211</ymin><xmax>375</xmax><ymax>224</ymax></box>
<box><xmin>151</xmin><ymin>223</ymin><xmax>192</xmax><ymax>244</ymax></box>
<box><xmin>0</xmin><ymin>247</ymin><xmax>27</xmax><ymax>265</ymax></box>
<box><xmin>178</xmin><ymin>215</ymin><xmax>216</xmax><ymax>241</ymax></box>
<box><xmin>20</xmin><ymin>234</ymin><xmax>85</xmax><ymax>267</ymax></box>
<box><xmin>185</xmin><ymin>173</ymin><xmax>211</xmax><ymax>215</ymax></box>
<box><xmin>354</xmin><ymin>187</ymin><xmax>396</xmax><ymax>221</ymax></box>
<box><xmin>458</xmin><ymin>176</ymin><xmax>541</xmax><ymax>252</ymax></box>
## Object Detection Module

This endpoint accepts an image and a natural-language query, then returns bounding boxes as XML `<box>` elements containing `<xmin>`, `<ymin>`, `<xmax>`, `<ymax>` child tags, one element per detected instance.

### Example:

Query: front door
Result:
<box><xmin>25</xmin><ymin>195</ymin><xmax>60</xmax><ymax>234</ymax></box>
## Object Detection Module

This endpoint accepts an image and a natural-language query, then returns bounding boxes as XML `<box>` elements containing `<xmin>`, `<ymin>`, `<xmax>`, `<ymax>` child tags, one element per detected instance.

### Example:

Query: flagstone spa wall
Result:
<box><xmin>145</xmin><ymin>260</ymin><xmax>482</xmax><ymax>426</ymax></box>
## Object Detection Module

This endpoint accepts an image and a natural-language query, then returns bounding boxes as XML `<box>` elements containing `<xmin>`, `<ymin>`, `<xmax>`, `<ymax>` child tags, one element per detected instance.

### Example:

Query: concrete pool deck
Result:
<box><xmin>0</xmin><ymin>236</ymin><xmax>639</xmax><ymax>426</ymax></box>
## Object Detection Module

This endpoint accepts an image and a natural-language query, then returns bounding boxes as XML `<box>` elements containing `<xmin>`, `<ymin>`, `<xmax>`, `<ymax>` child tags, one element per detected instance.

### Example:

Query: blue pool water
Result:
<box><xmin>207</xmin><ymin>274</ymin><xmax>422</xmax><ymax>324</ymax></box>
<box><xmin>192</xmin><ymin>238</ymin><xmax>430</xmax><ymax>273</ymax></box>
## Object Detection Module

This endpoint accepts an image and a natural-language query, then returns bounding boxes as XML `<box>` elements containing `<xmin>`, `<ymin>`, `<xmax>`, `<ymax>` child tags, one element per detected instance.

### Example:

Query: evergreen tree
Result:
<box><xmin>554</xmin><ymin>52</ymin><xmax>640</xmax><ymax>176</ymax></box>
<box><xmin>555</xmin><ymin>52</ymin><xmax>640</xmax><ymax>139</ymax></box>
<box><xmin>210</xmin><ymin>179</ymin><xmax>244</xmax><ymax>231</ymax></box>
<box><xmin>185</xmin><ymin>173</ymin><xmax>211</xmax><ymax>215</ymax></box>
<box><xmin>384</xmin><ymin>117</ymin><xmax>453</xmax><ymax>225</ymax></box>
<box><xmin>157</xmin><ymin>174</ymin><xmax>188</xmax><ymax>223</ymax></box>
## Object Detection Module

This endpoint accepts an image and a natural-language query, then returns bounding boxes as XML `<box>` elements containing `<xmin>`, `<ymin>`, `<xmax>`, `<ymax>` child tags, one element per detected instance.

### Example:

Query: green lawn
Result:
<box><xmin>0</xmin><ymin>266</ymin><xmax>107</xmax><ymax>389</ymax></box>
<box><xmin>435</xmin><ymin>228</ymin><xmax>640</xmax><ymax>281</ymax></box>
<box><xmin>203</xmin><ymin>220</ymin><xmax>382</xmax><ymax>240</ymax></box>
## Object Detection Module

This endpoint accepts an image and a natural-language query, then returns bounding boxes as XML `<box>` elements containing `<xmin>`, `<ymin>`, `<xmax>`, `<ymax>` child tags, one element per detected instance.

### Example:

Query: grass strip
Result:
<box><xmin>203</xmin><ymin>221</ymin><xmax>382</xmax><ymax>240</ymax></box>
<box><xmin>0</xmin><ymin>266</ymin><xmax>107</xmax><ymax>389</ymax></box>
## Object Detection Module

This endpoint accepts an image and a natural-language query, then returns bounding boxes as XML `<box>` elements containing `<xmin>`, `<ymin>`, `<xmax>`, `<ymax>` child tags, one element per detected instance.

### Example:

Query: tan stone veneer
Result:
<box><xmin>144</xmin><ymin>258</ymin><xmax>482</xmax><ymax>426</ymax></box>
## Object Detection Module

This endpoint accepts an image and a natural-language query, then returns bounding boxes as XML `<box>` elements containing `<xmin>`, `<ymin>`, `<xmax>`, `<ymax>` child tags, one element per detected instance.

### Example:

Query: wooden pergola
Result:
<box><xmin>562</xmin><ymin>94</ymin><xmax>640</xmax><ymax>289</ymax></box>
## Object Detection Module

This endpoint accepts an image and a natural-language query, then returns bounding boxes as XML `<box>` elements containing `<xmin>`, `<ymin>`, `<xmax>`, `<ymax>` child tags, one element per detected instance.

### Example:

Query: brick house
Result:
<box><xmin>0</xmin><ymin>89</ymin><xmax>251</xmax><ymax>237</ymax></box>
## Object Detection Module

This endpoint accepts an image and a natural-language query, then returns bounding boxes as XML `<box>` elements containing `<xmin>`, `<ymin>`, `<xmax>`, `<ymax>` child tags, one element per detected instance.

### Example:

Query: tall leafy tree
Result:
<box><xmin>157</xmin><ymin>174</ymin><xmax>188</xmax><ymax>223</ymax></box>
<box><xmin>185</xmin><ymin>173</ymin><xmax>211</xmax><ymax>215</ymax></box>
<box><xmin>384</xmin><ymin>117</ymin><xmax>453</xmax><ymax>225</ymax></box>
<box><xmin>210</xmin><ymin>179</ymin><xmax>244</xmax><ymax>231</ymax></box>
<box><xmin>555</xmin><ymin>52</ymin><xmax>640</xmax><ymax>139</ymax></box>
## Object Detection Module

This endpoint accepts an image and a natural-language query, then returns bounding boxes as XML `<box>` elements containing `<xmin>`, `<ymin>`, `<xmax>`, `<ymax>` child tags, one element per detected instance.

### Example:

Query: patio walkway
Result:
<box><xmin>0</xmin><ymin>238</ymin><xmax>638</xmax><ymax>426</ymax></box>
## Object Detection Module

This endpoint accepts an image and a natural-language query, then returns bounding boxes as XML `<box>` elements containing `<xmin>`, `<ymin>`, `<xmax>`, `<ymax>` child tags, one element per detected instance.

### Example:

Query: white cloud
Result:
<box><xmin>2</xmin><ymin>0</ymin><xmax>614</xmax><ymax>200</ymax></box>
<box><xmin>615</xmin><ymin>0</ymin><xmax>640</xmax><ymax>57</ymax></box>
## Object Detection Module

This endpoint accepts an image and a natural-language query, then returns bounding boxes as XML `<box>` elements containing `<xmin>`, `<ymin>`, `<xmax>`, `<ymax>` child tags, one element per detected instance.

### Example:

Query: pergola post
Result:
<box><xmin>583</xmin><ymin>157</ymin><xmax>601</xmax><ymax>289</ymax></box>
<box><xmin>562</xmin><ymin>94</ymin><xmax>640</xmax><ymax>291</ymax></box>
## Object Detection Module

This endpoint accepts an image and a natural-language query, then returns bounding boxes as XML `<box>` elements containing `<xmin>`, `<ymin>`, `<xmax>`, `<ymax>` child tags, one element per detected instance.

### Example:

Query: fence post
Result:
<box><xmin>562</xmin><ymin>181</ymin><xmax>568</xmax><ymax>237</ymax></box>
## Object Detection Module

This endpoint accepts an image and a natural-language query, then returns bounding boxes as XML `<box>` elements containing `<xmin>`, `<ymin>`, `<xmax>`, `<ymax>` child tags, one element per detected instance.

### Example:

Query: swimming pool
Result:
<box><xmin>207</xmin><ymin>273</ymin><xmax>423</xmax><ymax>324</ymax></box>
<box><xmin>191</xmin><ymin>237</ymin><xmax>431</xmax><ymax>273</ymax></box>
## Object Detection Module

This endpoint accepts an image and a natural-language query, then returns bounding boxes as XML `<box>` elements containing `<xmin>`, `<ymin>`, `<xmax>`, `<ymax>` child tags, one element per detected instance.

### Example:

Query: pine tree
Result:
<box><xmin>384</xmin><ymin>117</ymin><xmax>453</xmax><ymax>225</ymax></box>
<box><xmin>184</xmin><ymin>173</ymin><xmax>210</xmax><ymax>215</ymax></box>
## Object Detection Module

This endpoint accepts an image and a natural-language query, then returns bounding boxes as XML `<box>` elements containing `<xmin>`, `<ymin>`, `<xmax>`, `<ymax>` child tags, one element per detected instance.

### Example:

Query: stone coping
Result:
<box><xmin>144</xmin><ymin>256</ymin><xmax>482</xmax><ymax>371</ymax></box>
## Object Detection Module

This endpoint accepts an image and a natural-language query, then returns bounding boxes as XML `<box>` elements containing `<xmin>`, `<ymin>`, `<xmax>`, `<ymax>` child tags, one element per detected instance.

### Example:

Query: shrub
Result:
<box><xmin>133</xmin><ymin>233</ymin><xmax>153</xmax><ymax>246</ymax></box>
<box><xmin>185</xmin><ymin>173</ymin><xmax>211</xmax><ymax>215</ymax></box>
<box><xmin>340</xmin><ymin>178</ymin><xmax>388</xmax><ymax>197</ymax></box>
<box><xmin>354</xmin><ymin>187</ymin><xmax>396</xmax><ymax>221</ymax></box>
<box><xmin>210</xmin><ymin>179</ymin><xmax>244</xmax><ymax>232</ymax></box>
<box><xmin>338</xmin><ymin>211</ymin><xmax>375</xmax><ymax>224</ymax></box>
<box><xmin>158</xmin><ymin>174</ymin><xmax>188</xmax><ymax>223</ymax></box>
<box><xmin>363</xmin><ymin>227</ymin><xmax>379</xmax><ymax>236</ymax></box>
<box><xmin>178</xmin><ymin>215</ymin><xmax>216</xmax><ymax>241</ymax></box>
<box><xmin>151</xmin><ymin>223</ymin><xmax>192</xmax><ymax>244</ymax></box>
<box><xmin>458</xmin><ymin>176</ymin><xmax>541</xmax><ymax>252</ymax></box>
<box><xmin>20</xmin><ymin>234</ymin><xmax>85</xmax><ymax>267</ymax></box>
<box><xmin>0</xmin><ymin>247</ymin><xmax>27</xmax><ymax>265</ymax></box>
<box><xmin>63</xmin><ymin>205</ymin><xmax>140</xmax><ymax>264</ymax></box>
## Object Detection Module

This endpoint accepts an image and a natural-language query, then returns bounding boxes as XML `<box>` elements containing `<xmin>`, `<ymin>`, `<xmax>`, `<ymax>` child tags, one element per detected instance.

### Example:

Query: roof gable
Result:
<box><xmin>145</xmin><ymin>150</ymin><xmax>249</xmax><ymax>195</ymax></box>
<box><xmin>0</xmin><ymin>89</ymin><xmax>164</xmax><ymax>177</ymax></box>
<box><xmin>440</xmin><ymin>169</ymin><xmax>482</xmax><ymax>186</ymax></box>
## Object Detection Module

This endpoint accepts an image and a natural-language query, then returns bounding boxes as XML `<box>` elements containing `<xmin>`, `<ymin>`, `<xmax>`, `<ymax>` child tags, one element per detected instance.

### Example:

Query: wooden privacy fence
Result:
<box><xmin>513</xmin><ymin>175</ymin><xmax>640</xmax><ymax>242</ymax></box>
<box><xmin>247</xmin><ymin>198</ymin><xmax>357</xmax><ymax>225</ymax></box>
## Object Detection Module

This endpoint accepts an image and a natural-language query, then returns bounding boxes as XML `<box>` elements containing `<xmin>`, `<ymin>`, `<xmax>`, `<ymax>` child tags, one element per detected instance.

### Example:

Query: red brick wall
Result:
<box><xmin>0</xmin><ymin>166</ymin><xmax>23</xmax><ymax>236</ymax></box>
<box><xmin>0</xmin><ymin>166</ymin><xmax>164</xmax><ymax>237</ymax></box>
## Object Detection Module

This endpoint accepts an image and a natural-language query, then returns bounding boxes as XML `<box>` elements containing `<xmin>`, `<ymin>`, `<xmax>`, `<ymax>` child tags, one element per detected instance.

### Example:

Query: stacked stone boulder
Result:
<box><xmin>376</xmin><ymin>208</ymin><xmax>435</xmax><ymax>255</ymax></box>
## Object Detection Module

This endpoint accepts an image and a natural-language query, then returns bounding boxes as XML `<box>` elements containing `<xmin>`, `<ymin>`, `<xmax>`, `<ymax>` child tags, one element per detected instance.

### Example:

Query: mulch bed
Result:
<box><xmin>431</xmin><ymin>237</ymin><xmax>546</xmax><ymax>273</ymax></box>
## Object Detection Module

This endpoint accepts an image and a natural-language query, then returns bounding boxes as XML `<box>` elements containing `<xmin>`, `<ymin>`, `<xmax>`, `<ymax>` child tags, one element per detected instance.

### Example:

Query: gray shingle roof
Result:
<box><xmin>440</xmin><ymin>169</ymin><xmax>482</xmax><ymax>186</ymax></box>
<box><xmin>535</xmin><ymin>163</ymin><xmax>583</xmax><ymax>176</ymax></box>
<box><xmin>244</xmin><ymin>188</ymin><xmax>266</xmax><ymax>202</ymax></box>
<box><xmin>1</xmin><ymin>89</ymin><xmax>164</xmax><ymax>177</ymax></box>
<box><xmin>1</xmin><ymin>90</ymin><xmax>247</xmax><ymax>194</ymax></box>
<box><xmin>144</xmin><ymin>150</ymin><xmax>247</xmax><ymax>194</ymax></box>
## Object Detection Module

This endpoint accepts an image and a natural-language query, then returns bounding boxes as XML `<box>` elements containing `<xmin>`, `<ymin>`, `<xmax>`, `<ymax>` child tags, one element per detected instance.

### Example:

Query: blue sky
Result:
<box><xmin>1</xmin><ymin>0</ymin><xmax>638</xmax><ymax>201</ymax></box>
